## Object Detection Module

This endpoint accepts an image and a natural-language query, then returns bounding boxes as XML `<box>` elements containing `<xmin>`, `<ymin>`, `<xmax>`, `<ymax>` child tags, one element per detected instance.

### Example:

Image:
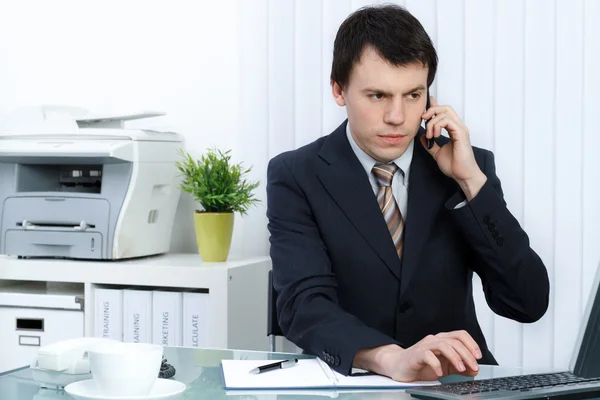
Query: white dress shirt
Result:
<box><xmin>346</xmin><ymin>123</ymin><xmax>467</xmax><ymax>216</ymax></box>
<box><xmin>346</xmin><ymin>123</ymin><xmax>412</xmax><ymax>221</ymax></box>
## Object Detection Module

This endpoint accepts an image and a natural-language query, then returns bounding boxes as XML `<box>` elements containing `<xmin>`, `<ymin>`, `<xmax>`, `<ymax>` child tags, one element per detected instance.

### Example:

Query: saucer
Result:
<box><xmin>64</xmin><ymin>378</ymin><xmax>186</xmax><ymax>400</ymax></box>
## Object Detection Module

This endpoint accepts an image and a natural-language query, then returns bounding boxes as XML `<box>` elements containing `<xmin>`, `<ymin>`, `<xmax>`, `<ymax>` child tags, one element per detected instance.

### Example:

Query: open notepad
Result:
<box><xmin>221</xmin><ymin>358</ymin><xmax>440</xmax><ymax>390</ymax></box>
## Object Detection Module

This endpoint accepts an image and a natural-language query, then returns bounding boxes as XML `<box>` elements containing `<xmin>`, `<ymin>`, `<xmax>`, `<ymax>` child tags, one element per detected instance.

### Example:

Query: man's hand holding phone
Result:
<box><xmin>420</xmin><ymin>95</ymin><xmax>487</xmax><ymax>201</ymax></box>
<box><xmin>354</xmin><ymin>330</ymin><xmax>482</xmax><ymax>382</ymax></box>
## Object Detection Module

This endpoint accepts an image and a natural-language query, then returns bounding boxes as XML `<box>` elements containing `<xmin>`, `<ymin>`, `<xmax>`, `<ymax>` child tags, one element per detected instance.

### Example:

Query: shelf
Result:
<box><xmin>0</xmin><ymin>253</ymin><xmax>270</xmax><ymax>288</ymax></box>
<box><xmin>0</xmin><ymin>253</ymin><xmax>273</xmax><ymax>357</ymax></box>
<box><xmin>0</xmin><ymin>281</ymin><xmax>83</xmax><ymax>310</ymax></box>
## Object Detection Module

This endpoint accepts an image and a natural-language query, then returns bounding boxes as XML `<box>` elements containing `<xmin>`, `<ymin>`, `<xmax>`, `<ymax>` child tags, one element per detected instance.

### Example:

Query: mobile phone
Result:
<box><xmin>425</xmin><ymin>88</ymin><xmax>433</xmax><ymax>149</ymax></box>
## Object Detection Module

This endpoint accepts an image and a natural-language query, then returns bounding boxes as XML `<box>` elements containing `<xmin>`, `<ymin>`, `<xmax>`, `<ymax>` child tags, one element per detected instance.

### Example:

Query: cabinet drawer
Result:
<box><xmin>0</xmin><ymin>308</ymin><xmax>84</xmax><ymax>373</ymax></box>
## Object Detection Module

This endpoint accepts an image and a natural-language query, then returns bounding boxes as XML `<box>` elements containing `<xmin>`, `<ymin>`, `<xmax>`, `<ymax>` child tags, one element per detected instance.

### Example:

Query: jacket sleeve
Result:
<box><xmin>266</xmin><ymin>154</ymin><xmax>399</xmax><ymax>375</ymax></box>
<box><xmin>446</xmin><ymin>150</ymin><xmax>550</xmax><ymax>323</ymax></box>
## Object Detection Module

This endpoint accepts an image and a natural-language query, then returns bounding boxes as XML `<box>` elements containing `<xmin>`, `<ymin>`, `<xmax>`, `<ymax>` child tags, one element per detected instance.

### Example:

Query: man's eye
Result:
<box><xmin>370</xmin><ymin>93</ymin><xmax>384</xmax><ymax>100</ymax></box>
<box><xmin>407</xmin><ymin>93</ymin><xmax>421</xmax><ymax>99</ymax></box>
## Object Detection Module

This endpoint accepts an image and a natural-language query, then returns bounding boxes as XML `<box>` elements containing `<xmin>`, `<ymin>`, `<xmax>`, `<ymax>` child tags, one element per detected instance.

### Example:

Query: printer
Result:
<box><xmin>0</xmin><ymin>106</ymin><xmax>184</xmax><ymax>260</ymax></box>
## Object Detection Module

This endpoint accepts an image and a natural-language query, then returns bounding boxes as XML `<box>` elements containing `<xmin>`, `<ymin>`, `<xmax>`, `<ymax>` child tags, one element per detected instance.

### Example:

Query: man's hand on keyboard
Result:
<box><xmin>354</xmin><ymin>330</ymin><xmax>482</xmax><ymax>382</ymax></box>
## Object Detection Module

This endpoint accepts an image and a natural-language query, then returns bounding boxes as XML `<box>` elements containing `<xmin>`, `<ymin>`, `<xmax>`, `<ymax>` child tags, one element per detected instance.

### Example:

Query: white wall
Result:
<box><xmin>0</xmin><ymin>0</ymin><xmax>243</xmax><ymax>255</ymax></box>
<box><xmin>1</xmin><ymin>0</ymin><xmax>600</xmax><ymax>370</ymax></box>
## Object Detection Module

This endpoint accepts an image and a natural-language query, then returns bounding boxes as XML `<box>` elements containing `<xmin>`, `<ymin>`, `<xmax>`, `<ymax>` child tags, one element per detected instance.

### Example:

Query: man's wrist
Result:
<box><xmin>354</xmin><ymin>344</ymin><xmax>404</xmax><ymax>373</ymax></box>
<box><xmin>457</xmin><ymin>171</ymin><xmax>487</xmax><ymax>201</ymax></box>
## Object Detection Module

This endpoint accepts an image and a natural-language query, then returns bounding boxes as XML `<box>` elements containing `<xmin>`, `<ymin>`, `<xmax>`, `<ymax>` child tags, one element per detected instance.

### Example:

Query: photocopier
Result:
<box><xmin>0</xmin><ymin>106</ymin><xmax>185</xmax><ymax>260</ymax></box>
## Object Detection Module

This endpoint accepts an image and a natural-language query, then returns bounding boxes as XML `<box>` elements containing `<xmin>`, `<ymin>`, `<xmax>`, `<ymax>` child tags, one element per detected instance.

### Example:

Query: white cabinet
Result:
<box><xmin>0</xmin><ymin>282</ymin><xmax>84</xmax><ymax>373</ymax></box>
<box><xmin>0</xmin><ymin>254</ymin><xmax>271</xmax><ymax>373</ymax></box>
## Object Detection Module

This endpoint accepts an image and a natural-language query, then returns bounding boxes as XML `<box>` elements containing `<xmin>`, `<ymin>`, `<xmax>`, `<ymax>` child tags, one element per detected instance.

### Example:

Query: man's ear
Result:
<box><xmin>331</xmin><ymin>81</ymin><xmax>346</xmax><ymax>107</ymax></box>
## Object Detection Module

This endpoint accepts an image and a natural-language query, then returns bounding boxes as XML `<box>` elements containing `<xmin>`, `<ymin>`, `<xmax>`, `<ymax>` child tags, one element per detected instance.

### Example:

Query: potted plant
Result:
<box><xmin>175</xmin><ymin>148</ymin><xmax>260</xmax><ymax>262</ymax></box>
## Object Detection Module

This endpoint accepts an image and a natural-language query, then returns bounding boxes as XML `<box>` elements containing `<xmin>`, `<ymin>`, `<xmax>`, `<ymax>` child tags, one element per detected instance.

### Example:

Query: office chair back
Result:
<box><xmin>267</xmin><ymin>269</ymin><xmax>284</xmax><ymax>351</ymax></box>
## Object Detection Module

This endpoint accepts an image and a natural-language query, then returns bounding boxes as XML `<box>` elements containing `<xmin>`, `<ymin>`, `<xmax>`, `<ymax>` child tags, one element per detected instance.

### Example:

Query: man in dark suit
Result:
<box><xmin>266</xmin><ymin>4</ymin><xmax>549</xmax><ymax>382</ymax></box>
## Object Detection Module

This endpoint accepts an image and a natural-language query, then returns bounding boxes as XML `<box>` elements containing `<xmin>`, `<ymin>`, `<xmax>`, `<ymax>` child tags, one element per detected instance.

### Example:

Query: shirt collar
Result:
<box><xmin>346</xmin><ymin>122</ymin><xmax>414</xmax><ymax>186</ymax></box>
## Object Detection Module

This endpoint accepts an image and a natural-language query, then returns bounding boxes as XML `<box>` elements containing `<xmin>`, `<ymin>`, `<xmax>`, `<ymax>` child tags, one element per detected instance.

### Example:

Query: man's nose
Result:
<box><xmin>383</xmin><ymin>98</ymin><xmax>405</xmax><ymax>125</ymax></box>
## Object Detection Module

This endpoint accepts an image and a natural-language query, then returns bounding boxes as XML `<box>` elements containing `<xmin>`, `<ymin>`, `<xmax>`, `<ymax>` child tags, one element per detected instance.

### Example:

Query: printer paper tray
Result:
<box><xmin>4</xmin><ymin>230</ymin><xmax>103</xmax><ymax>259</ymax></box>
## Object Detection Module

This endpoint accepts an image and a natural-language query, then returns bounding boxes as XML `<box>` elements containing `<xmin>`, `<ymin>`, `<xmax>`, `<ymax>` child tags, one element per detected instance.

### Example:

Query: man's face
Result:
<box><xmin>332</xmin><ymin>47</ymin><xmax>429</xmax><ymax>163</ymax></box>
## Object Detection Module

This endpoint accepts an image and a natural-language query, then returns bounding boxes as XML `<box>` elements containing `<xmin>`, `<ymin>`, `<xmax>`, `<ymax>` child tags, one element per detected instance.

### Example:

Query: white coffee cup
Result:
<box><xmin>88</xmin><ymin>341</ymin><xmax>163</xmax><ymax>397</ymax></box>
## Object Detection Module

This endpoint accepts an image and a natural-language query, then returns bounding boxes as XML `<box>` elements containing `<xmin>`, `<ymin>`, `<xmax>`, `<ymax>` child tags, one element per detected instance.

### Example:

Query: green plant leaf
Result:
<box><xmin>175</xmin><ymin>147</ymin><xmax>261</xmax><ymax>214</ymax></box>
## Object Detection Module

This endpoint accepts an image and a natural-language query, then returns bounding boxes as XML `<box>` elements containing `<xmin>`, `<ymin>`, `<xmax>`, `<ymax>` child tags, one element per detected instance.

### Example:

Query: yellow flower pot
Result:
<box><xmin>194</xmin><ymin>212</ymin><xmax>234</xmax><ymax>262</ymax></box>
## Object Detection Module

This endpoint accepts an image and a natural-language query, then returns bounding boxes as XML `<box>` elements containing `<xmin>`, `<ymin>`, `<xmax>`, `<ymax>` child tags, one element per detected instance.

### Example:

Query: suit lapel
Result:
<box><xmin>400</xmin><ymin>130</ymin><xmax>452</xmax><ymax>296</ymax></box>
<box><xmin>316</xmin><ymin>121</ymin><xmax>402</xmax><ymax>280</ymax></box>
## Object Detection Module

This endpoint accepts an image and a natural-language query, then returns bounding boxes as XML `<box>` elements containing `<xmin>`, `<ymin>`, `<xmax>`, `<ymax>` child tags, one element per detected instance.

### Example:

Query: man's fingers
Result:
<box><xmin>423</xmin><ymin>106</ymin><xmax>439</xmax><ymax>121</ymax></box>
<box><xmin>429</xmin><ymin>116</ymin><xmax>466</xmax><ymax>141</ymax></box>
<box><xmin>419</xmin><ymin>339</ymin><xmax>464</xmax><ymax>373</ymax></box>
<box><xmin>433</xmin><ymin>116</ymin><xmax>448</xmax><ymax>138</ymax></box>
<box><xmin>419</xmin><ymin>333</ymin><xmax>480</xmax><ymax>374</ymax></box>
<box><xmin>432</xmin><ymin>341</ymin><xmax>468</xmax><ymax>374</ymax></box>
<box><xmin>455</xmin><ymin>330</ymin><xmax>482</xmax><ymax>359</ymax></box>
<box><xmin>424</xmin><ymin>112</ymin><xmax>434</xmax><ymax>138</ymax></box>
<box><xmin>422</xmin><ymin>350</ymin><xmax>443</xmax><ymax>377</ymax></box>
<box><xmin>422</xmin><ymin>105</ymin><xmax>448</xmax><ymax>120</ymax></box>
<box><xmin>446</xmin><ymin>338</ymin><xmax>479</xmax><ymax>372</ymax></box>
<box><xmin>460</xmin><ymin>368</ymin><xmax>480</xmax><ymax>377</ymax></box>
<box><xmin>445</xmin><ymin>359</ymin><xmax>480</xmax><ymax>377</ymax></box>
<box><xmin>420</xmin><ymin>135</ymin><xmax>441</xmax><ymax>160</ymax></box>
<box><xmin>423</xmin><ymin>108</ymin><xmax>462</xmax><ymax>137</ymax></box>
<box><xmin>422</xmin><ymin>101</ymin><xmax>459</xmax><ymax>121</ymax></box>
<box><xmin>425</xmin><ymin>113</ymin><xmax>446</xmax><ymax>138</ymax></box>
<box><xmin>426</xmin><ymin>112</ymin><xmax>459</xmax><ymax>139</ymax></box>
<box><xmin>438</xmin><ymin>330</ymin><xmax>482</xmax><ymax>360</ymax></box>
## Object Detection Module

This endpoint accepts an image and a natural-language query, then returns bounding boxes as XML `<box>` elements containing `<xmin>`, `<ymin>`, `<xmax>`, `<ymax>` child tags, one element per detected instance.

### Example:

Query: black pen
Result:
<box><xmin>249</xmin><ymin>358</ymin><xmax>298</xmax><ymax>374</ymax></box>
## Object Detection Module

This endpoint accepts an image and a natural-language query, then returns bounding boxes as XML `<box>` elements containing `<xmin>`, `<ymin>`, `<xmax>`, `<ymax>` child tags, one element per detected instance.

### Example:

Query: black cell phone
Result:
<box><xmin>425</xmin><ymin>88</ymin><xmax>433</xmax><ymax>149</ymax></box>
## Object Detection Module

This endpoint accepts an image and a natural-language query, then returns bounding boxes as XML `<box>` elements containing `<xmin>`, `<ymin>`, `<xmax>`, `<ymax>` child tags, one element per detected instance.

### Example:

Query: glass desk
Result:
<box><xmin>0</xmin><ymin>346</ymin><xmax>546</xmax><ymax>400</ymax></box>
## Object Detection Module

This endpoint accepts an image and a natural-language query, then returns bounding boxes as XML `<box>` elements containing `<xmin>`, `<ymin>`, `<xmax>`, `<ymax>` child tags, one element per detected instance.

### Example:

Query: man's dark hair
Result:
<box><xmin>330</xmin><ymin>4</ymin><xmax>438</xmax><ymax>89</ymax></box>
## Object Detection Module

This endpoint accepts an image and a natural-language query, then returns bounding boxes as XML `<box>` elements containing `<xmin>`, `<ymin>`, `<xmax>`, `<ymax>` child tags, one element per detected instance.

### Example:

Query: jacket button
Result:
<box><xmin>483</xmin><ymin>215</ymin><xmax>491</xmax><ymax>224</ymax></box>
<box><xmin>497</xmin><ymin>237</ymin><xmax>504</xmax><ymax>246</ymax></box>
<box><xmin>488</xmin><ymin>223</ymin><xmax>496</xmax><ymax>231</ymax></box>
<box><xmin>398</xmin><ymin>303</ymin><xmax>411</xmax><ymax>313</ymax></box>
<box><xmin>492</xmin><ymin>231</ymin><xmax>499</xmax><ymax>239</ymax></box>
<box><xmin>334</xmin><ymin>357</ymin><xmax>340</xmax><ymax>366</ymax></box>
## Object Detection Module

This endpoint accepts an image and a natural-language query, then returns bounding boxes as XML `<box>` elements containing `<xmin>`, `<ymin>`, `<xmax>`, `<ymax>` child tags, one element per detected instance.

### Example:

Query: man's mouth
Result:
<box><xmin>378</xmin><ymin>135</ymin><xmax>406</xmax><ymax>144</ymax></box>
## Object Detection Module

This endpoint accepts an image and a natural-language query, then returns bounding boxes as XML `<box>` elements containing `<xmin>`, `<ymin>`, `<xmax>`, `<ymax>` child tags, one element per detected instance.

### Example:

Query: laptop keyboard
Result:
<box><xmin>440</xmin><ymin>372</ymin><xmax>594</xmax><ymax>393</ymax></box>
<box><xmin>407</xmin><ymin>371</ymin><xmax>600</xmax><ymax>400</ymax></box>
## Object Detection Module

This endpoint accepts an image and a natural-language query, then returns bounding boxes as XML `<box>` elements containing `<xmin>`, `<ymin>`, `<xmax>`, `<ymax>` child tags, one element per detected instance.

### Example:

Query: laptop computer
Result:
<box><xmin>406</xmin><ymin>262</ymin><xmax>600</xmax><ymax>400</ymax></box>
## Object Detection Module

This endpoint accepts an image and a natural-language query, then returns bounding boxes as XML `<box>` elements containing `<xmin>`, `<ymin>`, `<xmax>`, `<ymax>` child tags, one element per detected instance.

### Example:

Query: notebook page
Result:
<box><xmin>333</xmin><ymin>366</ymin><xmax>441</xmax><ymax>389</ymax></box>
<box><xmin>225</xmin><ymin>389</ymin><xmax>339</xmax><ymax>398</ymax></box>
<box><xmin>222</xmin><ymin>358</ymin><xmax>441</xmax><ymax>390</ymax></box>
<box><xmin>221</xmin><ymin>359</ymin><xmax>333</xmax><ymax>389</ymax></box>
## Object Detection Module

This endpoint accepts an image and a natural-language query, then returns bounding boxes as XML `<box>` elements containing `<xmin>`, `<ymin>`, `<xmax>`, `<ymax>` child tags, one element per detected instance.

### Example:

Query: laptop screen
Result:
<box><xmin>570</xmin><ymin>262</ymin><xmax>600</xmax><ymax>378</ymax></box>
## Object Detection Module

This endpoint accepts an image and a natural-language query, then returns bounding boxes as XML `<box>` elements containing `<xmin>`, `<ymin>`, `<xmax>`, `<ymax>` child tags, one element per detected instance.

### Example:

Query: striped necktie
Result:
<box><xmin>372</xmin><ymin>163</ymin><xmax>404</xmax><ymax>258</ymax></box>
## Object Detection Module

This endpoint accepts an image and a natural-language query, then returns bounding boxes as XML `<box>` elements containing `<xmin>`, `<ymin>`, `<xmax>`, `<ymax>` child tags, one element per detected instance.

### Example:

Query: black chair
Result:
<box><xmin>267</xmin><ymin>269</ymin><xmax>284</xmax><ymax>352</ymax></box>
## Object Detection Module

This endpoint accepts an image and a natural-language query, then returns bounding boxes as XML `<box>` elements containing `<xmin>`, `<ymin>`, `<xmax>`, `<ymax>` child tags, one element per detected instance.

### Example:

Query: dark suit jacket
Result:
<box><xmin>266</xmin><ymin>120</ymin><xmax>550</xmax><ymax>375</ymax></box>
